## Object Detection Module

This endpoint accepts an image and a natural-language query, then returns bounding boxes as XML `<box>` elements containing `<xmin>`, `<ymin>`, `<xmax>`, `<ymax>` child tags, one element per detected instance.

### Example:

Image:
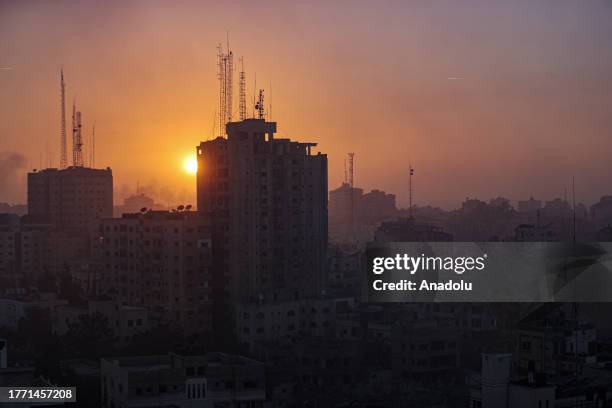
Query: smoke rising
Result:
<box><xmin>0</xmin><ymin>151</ymin><xmax>26</xmax><ymax>184</ymax></box>
<box><xmin>0</xmin><ymin>151</ymin><xmax>27</xmax><ymax>204</ymax></box>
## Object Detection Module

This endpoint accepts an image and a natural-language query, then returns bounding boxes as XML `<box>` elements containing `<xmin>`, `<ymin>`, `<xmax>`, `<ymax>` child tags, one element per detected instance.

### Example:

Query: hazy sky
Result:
<box><xmin>1</xmin><ymin>0</ymin><xmax>612</xmax><ymax>208</ymax></box>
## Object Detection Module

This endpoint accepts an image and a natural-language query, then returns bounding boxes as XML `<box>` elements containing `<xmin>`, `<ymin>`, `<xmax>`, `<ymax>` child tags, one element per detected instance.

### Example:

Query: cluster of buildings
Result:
<box><xmin>3</xmin><ymin>114</ymin><xmax>612</xmax><ymax>407</ymax></box>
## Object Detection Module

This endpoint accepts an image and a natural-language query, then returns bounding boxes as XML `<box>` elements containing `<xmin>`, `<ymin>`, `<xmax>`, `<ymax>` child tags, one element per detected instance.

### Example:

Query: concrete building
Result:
<box><xmin>391</xmin><ymin>319</ymin><xmax>460</xmax><ymax>385</ymax></box>
<box><xmin>53</xmin><ymin>300</ymin><xmax>148</xmax><ymax>344</ymax></box>
<box><xmin>27</xmin><ymin>166</ymin><xmax>113</xmax><ymax>228</ymax></box>
<box><xmin>514</xmin><ymin>223</ymin><xmax>558</xmax><ymax>242</ymax></box>
<box><xmin>469</xmin><ymin>353</ymin><xmax>556</xmax><ymax>408</ymax></box>
<box><xmin>235</xmin><ymin>297</ymin><xmax>355</xmax><ymax>352</ymax></box>
<box><xmin>100</xmin><ymin>352</ymin><xmax>265</xmax><ymax>408</ymax></box>
<box><xmin>96</xmin><ymin>210</ymin><xmax>212</xmax><ymax>332</ymax></box>
<box><xmin>326</xmin><ymin>246</ymin><xmax>361</xmax><ymax>297</ymax></box>
<box><xmin>114</xmin><ymin>193</ymin><xmax>167</xmax><ymax>218</ymax></box>
<box><xmin>0</xmin><ymin>292</ymin><xmax>67</xmax><ymax>329</ymax></box>
<box><xmin>590</xmin><ymin>195</ymin><xmax>612</xmax><ymax>230</ymax></box>
<box><xmin>196</xmin><ymin>118</ymin><xmax>328</xmax><ymax>308</ymax></box>
<box><xmin>0</xmin><ymin>214</ymin><xmax>92</xmax><ymax>287</ymax></box>
<box><xmin>329</xmin><ymin>183</ymin><xmax>397</xmax><ymax>244</ymax></box>
<box><xmin>518</xmin><ymin>197</ymin><xmax>542</xmax><ymax>214</ymax></box>
<box><xmin>374</xmin><ymin>217</ymin><xmax>452</xmax><ymax>242</ymax></box>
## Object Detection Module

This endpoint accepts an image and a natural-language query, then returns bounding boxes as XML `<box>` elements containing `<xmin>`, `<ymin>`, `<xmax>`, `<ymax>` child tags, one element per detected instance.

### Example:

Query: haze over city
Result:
<box><xmin>2</xmin><ymin>0</ymin><xmax>612</xmax><ymax>208</ymax></box>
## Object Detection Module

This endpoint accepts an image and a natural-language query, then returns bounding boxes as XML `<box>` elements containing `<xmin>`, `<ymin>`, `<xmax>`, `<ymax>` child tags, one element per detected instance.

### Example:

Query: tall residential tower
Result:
<box><xmin>196</xmin><ymin>119</ymin><xmax>328</xmax><ymax>309</ymax></box>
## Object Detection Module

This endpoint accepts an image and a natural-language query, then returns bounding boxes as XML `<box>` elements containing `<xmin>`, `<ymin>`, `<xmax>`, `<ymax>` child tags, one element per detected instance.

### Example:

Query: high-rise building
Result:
<box><xmin>196</xmin><ymin>118</ymin><xmax>328</xmax><ymax>307</ymax></box>
<box><xmin>27</xmin><ymin>167</ymin><xmax>113</xmax><ymax>228</ymax></box>
<box><xmin>96</xmin><ymin>210</ymin><xmax>212</xmax><ymax>332</ymax></box>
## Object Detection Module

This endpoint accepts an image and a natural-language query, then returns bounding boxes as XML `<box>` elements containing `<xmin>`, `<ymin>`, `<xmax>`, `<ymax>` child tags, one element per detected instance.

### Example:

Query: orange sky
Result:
<box><xmin>1</xmin><ymin>0</ymin><xmax>612</xmax><ymax>208</ymax></box>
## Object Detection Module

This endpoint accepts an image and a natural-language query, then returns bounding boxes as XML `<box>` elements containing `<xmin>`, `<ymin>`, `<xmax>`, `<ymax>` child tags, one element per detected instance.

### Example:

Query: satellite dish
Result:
<box><xmin>185</xmin><ymin>205</ymin><xmax>192</xmax><ymax>211</ymax></box>
<box><xmin>140</xmin><ymin>207</ymin><xmax>148</xmax><ymax>213</ymax></box>
<box><xmin>177</xmin><ymin>205</ymin><xmax>185</xmax><ymax>211</ymax></box>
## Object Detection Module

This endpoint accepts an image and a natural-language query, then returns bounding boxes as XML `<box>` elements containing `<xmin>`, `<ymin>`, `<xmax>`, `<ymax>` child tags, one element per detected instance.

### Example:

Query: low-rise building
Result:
<box><xmin>100</xmin><ymin>353</ymin><xmax>265</xmax><ymax>408</ymax></box>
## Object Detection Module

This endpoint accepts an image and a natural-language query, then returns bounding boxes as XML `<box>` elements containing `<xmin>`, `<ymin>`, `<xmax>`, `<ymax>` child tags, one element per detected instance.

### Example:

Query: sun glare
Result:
<box><xmin>183</xmin><ymin>156</ymin><xmax>198</xmax><ymax>175</ymax></box>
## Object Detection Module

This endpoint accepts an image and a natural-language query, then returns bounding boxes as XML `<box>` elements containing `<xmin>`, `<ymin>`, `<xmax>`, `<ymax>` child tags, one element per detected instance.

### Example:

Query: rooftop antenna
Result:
<box><xmin>348</xmin><ymin>152</ymin><xmax>355</xmax><ymax>236</ymax></box>
<box><xmin>255</xmin><ymin>89</ymin><xmax>265</xmax><ymax>119</ymax></box>
<box><xmin>252</xmin><ymin>73</ymin><xmax>257</xmax><ymax>118</ymax></box>
<box><xmin>91</xmin><ymin>123</ymin><xmax>95</xmax><ymax>168</ymax></box>
<box><xmin>344</xmin><ymin>157</ymin><xmax>348</xmax><ymax>185</ymax></box>
<box><xmin>60</xmin><ymin>69</ymin><xmax>67</xmax><ymax>169</ymax></box>
<box><xmin>72</xmin><ymin>100</ymin><xmax>83</xmax><ymax>167</ymax></box>
<box><xmin>217</xmin><ymin>40</ymin><xmax>233</xmax><ymax>136</ymax></box>
<box><xmin>239</xmin><ymin>57</ymin><xmax>246</xmax><ymax>121</ymax></box>
<box><xmin>269</xmin><ymin>81</ymin><xmax>272</xmax><ymax>121</ymax></box>
<box><xmin>347</xmin><ymin>153</ymin><xmax>354</xmax><ymax>188</ymax></box>
<box><xmin>210</xmin><ymin>109</ymin><xmax>217</xmax><ymax>139</ymax></box>
<box><xmin>572</xmin><ymin>176</ymin><xmax>576</xmax><ymax>242</ymax></box>
<box><xmin>409</xmin><ymin>165</ymin><xmax>415</xmax><ymax>219</ymax></box>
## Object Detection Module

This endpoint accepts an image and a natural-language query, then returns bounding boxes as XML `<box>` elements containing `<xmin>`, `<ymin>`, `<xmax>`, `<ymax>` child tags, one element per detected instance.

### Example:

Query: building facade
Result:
<box><xmin>27</xmin><ymin>167</ymin><xmax>113</xmax><ymax>228</ymax></box>
<box><xmin>96</xmin><ymin>211</ymin><xmax>212</xmax><ymax>332</ymax></box>
<box><xmin>100</xmin><ymin>353</ymin><xmax>265</xmax><ymax>408</ymax></box>
<box><xmin>196</xmin><ymin>118</ymin><xmax>328</xmax><ymax>307</ymax></box>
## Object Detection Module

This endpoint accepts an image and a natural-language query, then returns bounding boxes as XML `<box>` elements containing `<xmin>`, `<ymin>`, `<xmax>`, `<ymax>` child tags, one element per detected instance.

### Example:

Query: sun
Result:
<box><xmin>183</xmin><ymin>155</ymin><xmax>198</xmax><ymax>175</ymax></box>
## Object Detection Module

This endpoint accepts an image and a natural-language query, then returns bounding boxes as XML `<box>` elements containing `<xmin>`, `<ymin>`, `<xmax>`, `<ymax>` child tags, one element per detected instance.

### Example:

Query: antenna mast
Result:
<box><xmin>409</xmin><ymin>165</ymin><xmax>415</xmax><ymax>218</ymax></box>
<box><xmin>348</xmin><ymin>153</ymin><xmax>355</xmax><ymax>236</ymax></box>
<box><xmin>255</xmin><ymin>89</ymin><xmax>265</xmax><ymax>119</ymax></box>
<box><xmin>72</xmin><ymin>101</ymin><xmax>83</xmax><ymax>167</ymax></box>
<box><xmin>91</xmin><ymin>124</ymin><xmax>95</xmax><ymax>168</ymax></box>
<box><xmin>217</xmin><ymin>41</ymin><xmax>234</xmax><ymax>136</ymax></box>
<box><xmin>572</xmin><ymin>176</ymin><xmax>576</xmax><ymax>242</ymax></box>
<box><xmin>239</xmin><ymin>57</ymin><xmax>246</xmax><ymax>121</ymax></box>
<box><xmin>347</xmin><ymin>153</ymin><xmax>354</xmax><ymax>188</ymax></box>
<box><xmin>60</xmin><ymin>70</ymin><xmax>67</xmax><ymax>169</ymax></box>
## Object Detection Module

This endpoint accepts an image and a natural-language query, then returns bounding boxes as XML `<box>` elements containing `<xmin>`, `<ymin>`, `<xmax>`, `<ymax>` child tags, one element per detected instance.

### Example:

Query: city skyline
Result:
<box><xmin>2</xmin><ymin>0</ymin><xmax>612</xmax><ymax>208</ymax></box>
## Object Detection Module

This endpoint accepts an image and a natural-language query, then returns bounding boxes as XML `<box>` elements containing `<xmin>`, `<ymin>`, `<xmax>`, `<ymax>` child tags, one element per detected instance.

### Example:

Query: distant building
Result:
<box><xmin>53</xmin><ymin>300</ymin><xmax>148</xmax><ymax>345</ymax></box>
<box><xmin>100</xmin><ymin>353</ymin><xmax>265</xmax><ymax>408</ymax></box>
<box><xmin>518</xmin><ymin>197</ymin><xmax>542</xmax><ymax>214</ymax></box>
<box><xmin>514</xmin><ymin>223</ymin><xmax>558</xmax><ymax>242</ymax></box>
<box><xmin>326</xmin><ymin>246</ymin><xmax>361</xmax><ymax>297</ymax></box>
<box><xmin>0</xmin><ymin>214</ymin><xmax>89</xmax><ymax>286</ymax></box>
<box><xmin>446</xmin><ymin>197</ymin><xmax>518</xmax><ymax>241</ymax></box>
<box><xmin>235</xmin><ymin>297</ymin><xmax>355</xmax><ymax>352</ymax></box>
<box><xmin>514</xmin><ymin>304</ymin><xmax>597</xmax><ymax>382</ymax></box>
<box><xmin>113</xmin><ymin>193</ymin><xmax>167</xmax><ymax>218</ymax></box>
<box><xmin>391</xmin><ymin>319</ymin><xmax>460</xmax><ymax>385</ymax></box>
<box><xmin>96</xmin><ymin>210</ymin><xmax>212</xmax><ymax>332</ymax></box>
<box><xmin>0</xmin><ymin>203</ymin><xmax>27</xmax><ymax>217</ymax></box>
<box><xmin>329</xmin><ymin>183</ymin><xmax>397</xmax><ymax>244</ymax></box>
<box><xmin>196</xmin><ymin>118</ymin><xmax>328</xmax><ymax>308</ymax></box>
<box><xmin>374</xmin><ymin>217</ymin><xmax>452</xmax><ymax>242</ymax></box>
<box><xmin>0</xmin><ymin>292</ymin><xmax>67</xmax><ymax>329</ymax></box>
<box><xmin>590</xmin><ymin>196</ymin><xmax>612</xmax><ymax>230</ymax></box>
<box><xmin>27</xmin><ymin>167</ymin><xmax>113</xmax><ymax>228</ymax></box>
<box><xmin>469</xmin><ymin>353</ymin><xmax>556</xmax><ymax>408</ymax></box>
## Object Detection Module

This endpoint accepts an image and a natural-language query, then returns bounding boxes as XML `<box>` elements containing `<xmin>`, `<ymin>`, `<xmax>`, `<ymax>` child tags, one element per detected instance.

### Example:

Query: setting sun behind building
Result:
<box><xmin>183</xmin><ymin>155</ymin><xmax>198</xmax><ymax>175</ymax></box>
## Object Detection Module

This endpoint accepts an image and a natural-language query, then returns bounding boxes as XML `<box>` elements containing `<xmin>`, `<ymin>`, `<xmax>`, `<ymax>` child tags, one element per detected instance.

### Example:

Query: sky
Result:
<box><xmin>1</xmin><ymin>0</ymin><xmax>612</xmax><ymax>208</ymax></box>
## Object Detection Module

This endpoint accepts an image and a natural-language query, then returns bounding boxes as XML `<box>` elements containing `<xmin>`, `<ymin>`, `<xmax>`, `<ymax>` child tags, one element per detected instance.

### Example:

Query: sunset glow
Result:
<box><xmin>183</xmin><ymin>156</ymin><xmax>198</xmax><ymax>175</ymax></box>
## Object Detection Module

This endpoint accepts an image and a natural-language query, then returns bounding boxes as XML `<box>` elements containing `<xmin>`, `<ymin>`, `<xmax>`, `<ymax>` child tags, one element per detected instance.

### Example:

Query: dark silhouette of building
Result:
<box><xmin>196</xmin><ymin>118</ymin><xmax>328</xmax><ymax>308</ymax></box>
<box><xmin>96</xmin><ymin>210</ymin><xmax>212</xmax><ymax>332</ymax></box>
<box><xmin>374</xmin><ymin>217</ymin><xmax>452</xmax><ymax>242</ymax></box>
<box><xmin>329</xmin><ymin>183</ymin><xmax>397</xmax><ymax>244</ymax></box>
<box><xmin>27</xmin><ymin>167</ymin><xmax>113</xmax><ymax>228</ymax></box>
